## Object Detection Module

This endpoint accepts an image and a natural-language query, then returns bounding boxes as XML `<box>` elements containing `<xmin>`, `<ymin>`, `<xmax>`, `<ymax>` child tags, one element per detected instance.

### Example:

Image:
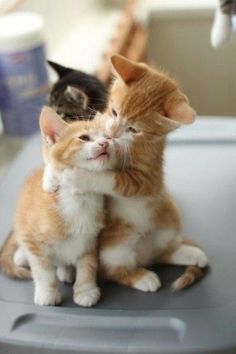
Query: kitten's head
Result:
<box><xmin>50</xmin><ymin>84</ymin><xmax>90</xmax><ymax>121</ymax></box>
<box><xmin>48</xmin><ymin>61</ymin><xmax>107</xmax><ymax>121</ymax></box>
<box><xmin>40</xmin><ymin>107</ymin><xmax>116</xmax><ymax>171</ymax></box>
<box><xmin>105</xmin><ymin>55</ymin><xmax>195</xmax><ymax>145</ymax></box>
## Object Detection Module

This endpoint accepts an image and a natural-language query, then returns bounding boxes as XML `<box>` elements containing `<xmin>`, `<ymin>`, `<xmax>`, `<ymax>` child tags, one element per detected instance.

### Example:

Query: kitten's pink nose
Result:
<box><xmin>99</xmin><ymin>139</ymin><xmax>109</xmax><ymax>148</ymax></box>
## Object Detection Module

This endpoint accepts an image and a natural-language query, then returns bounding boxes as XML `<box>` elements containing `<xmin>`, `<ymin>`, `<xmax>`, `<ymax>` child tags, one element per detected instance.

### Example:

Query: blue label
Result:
<box><xmin>0</xmin><ymin>45</ymin><xmax>48</xmax><ymax>136</ymax></box>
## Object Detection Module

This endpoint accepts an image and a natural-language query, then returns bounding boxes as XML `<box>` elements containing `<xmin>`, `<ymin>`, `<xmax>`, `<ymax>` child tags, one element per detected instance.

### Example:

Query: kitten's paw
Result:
<box><xmin>74</xmin><ymin>287</ymin><xmax>101</xmax><ymax>307</ymax></box>
<box><xmin>34</xmin><ymin>288</ymin><xmax>62</xmax><ymax>306</ymax></box>
<box><xmin>133</xmin><ymin>271</ymin><xmax>161</xmax><ymax>292</ymax></box>
<box><xmin>174</xmin><ymin>245</ymin><xmax>208</xmax><ymax>268</ymax></box>
<box><xmin>14</xmin><ymin>247</ymin><xmax>29</xmax><ymax>267</ymax></box>
<box><xmin>57</xmin><ymin>266</ymin><xmax>75</xmax><ymax>284</ymax></box>
<box><xmin>190</xmin><ymin>248</ymin><xmax>208</xmax><ymax>268</ymax></box>
<box><xmin>42</xmin><ymin>178</ymin><xmax>59</xmax><ymax>193</ymax></box>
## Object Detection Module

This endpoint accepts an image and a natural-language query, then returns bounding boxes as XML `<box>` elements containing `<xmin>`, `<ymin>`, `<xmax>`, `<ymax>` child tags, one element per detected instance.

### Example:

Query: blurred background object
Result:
<box><xmin>0</xmin><ymin>12</ymin><xmax>48</xmax><ymax>136</ymax></box>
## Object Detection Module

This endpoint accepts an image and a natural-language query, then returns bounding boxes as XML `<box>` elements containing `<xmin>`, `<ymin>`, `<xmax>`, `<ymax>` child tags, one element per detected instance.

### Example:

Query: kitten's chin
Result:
<box><xmin>78</xmin><ymin>158</ymin><xmax>114</xmax><ymax>172</ymax></box>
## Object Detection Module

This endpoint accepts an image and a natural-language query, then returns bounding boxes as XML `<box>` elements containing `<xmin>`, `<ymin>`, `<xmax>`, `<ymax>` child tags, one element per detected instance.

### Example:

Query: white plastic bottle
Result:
<box><xmin>0</xmin><ymin>12</ymin><xmax>48</xmax><ymax>136</ymax></box>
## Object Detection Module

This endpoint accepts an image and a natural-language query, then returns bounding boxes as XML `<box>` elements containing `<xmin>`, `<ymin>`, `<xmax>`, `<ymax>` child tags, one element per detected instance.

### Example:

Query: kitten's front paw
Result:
<box><xmin>73</xmin><ymin>287</ymin><xmax>101</xmax><ymax>307</ymax></box>
<box><xmin>34</xmin><ymin>287</ymin><xmax>62</xmax><ymax>306</ymax></box>
<box><xmin>188</xmin><ymin>248</ymin><xmax>208</xmax><ymax>268</ymax></box>
<box><xmin>43</xmin><ymin>177</ymin><xmax>59</xmax><ymax>193</ymax></box>
<box><xmin>133</xmin><ymin>271</ymin><xmax>161</xmax><ymax>292</ymax></box>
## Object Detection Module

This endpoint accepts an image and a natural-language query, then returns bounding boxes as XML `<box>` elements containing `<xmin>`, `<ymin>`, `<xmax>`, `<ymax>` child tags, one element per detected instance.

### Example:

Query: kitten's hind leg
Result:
<box><xmin>158</xmin><ymin>240</ymin><xmax>208</xmax><ymax>291</ymax></box>
<box><xmin>27</xmin><ymin>251</ymin><xmax>62</xmax><ymax>306</ymax></box>
<box><xmin>158</xmin><ymin>241</ymin><xmax>208</xmax><ymax>268</ymax></box>
<box><xmin>73</xmin><ymin>250</ymin><xmax>100</xmax><ymax>307</ymax></box>
<box><xmin>57</xmin><ymin>265</ymin><xmax>75</xmax><ymax>284</ymax></box>
<box><xmin>101</xmin><ymin>236</ymin><xmax>161</xmax><ymax>292</ymax></box>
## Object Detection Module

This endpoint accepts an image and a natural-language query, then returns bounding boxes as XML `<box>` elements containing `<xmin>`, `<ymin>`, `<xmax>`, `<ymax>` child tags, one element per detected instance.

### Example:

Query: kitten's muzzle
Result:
<box><xmin>89</xmin><ymin>143</ymin><xmax>110</xmax><ymax>161</ymax></box>
<box><xmin>98</xmin><ymin>139</ymin><xmax>109</xmax><ymax>149</ymax></box>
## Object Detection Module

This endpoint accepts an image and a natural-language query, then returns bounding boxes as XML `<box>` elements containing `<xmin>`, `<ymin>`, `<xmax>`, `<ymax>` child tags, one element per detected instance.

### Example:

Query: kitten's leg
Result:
<box><xmin>27</xmin><ymin>252</ymin><xmax>62</xmax><ymax>306</ymax></box>
<box><xmin>105</xmin><ymin>266</ymin><xmax>162</xmax><ymax>292</ymax></box>
<box><xmin>57</xmin><ymin>265</ymin><xmax>75</xmax><ymax>284</ymax></box>
<box><xmin>150</xmin><ymin>193</ymin><xmax>208</xmax><ymax>267</ymax></box>
<box><xmin>73</xmin><ymin>250</ymin><xmax>100</xmax><ymax>307</ymax></box>
<box><xmin>100</xmin><ymin>226</ymin><xmax>161</xmax><ymax>292</ymax></box>
<box><xmin>157</xmin><ymin>241</ymin><xmax>208</xmax><ymax>290</ymax></box>
<box><xmin>43</xmin><ymin>164</ymin><xmax>59</xmax><ymax>193</ymax></box>
<box><xmin>158</xmin><ymin>241</ymin><xmax>208</xmax><ymax>268</ymax></box>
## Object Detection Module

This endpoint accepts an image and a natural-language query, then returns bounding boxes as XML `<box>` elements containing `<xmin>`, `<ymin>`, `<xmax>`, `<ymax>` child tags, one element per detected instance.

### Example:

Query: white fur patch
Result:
<box><xmin>14</xmin><ymin>247</ymin><xmax>29</xmax><ymax>267</ymax></box>
<box><xmin>168</xmin><ymin>244</ymin><xmax>208</xmax><ymax>268</ymax></box>
<box><xmin>154</xmin><ymin>230</ymin><xmax>181</xmax><ymax>251</ymax></box>
<box><xmin>111</xmin><ymin>197</ymin><xmax>153</xmax><ymax>234</ymax></box>
<box><xmin>34</xmin><ymin>286</ymin><xmax>62</xmax><ymax>306</ymax></box>
<box><xmin>133</xmin><ymin>270</ymin><xmax>161</xmax><ymax>292</ymax></box>
<box><xmin>27</xmin><ymin>252</ymin><xmax>62</xmax><ymax>306</ymax></box>
<box><xmin>57</xmin><ymin>266</ymin><xmax>74</xmax><ymax>283</ymax></box>
<box><xmin>73</xmin><ymin>286</ymin><xmax>100</xmax><ymax>307</ymax></box>
<box><xmin>101</xmin><ymin>243</ymin><xmax>137</xmax><ymax>270</ymax></box>
<box><xmin>54</xmin><ymin>187</ymin><xmax>104</xmax><ymax>265</ymax></box>
<box><xmin>42</xmin><ymin>164</ymin><xmax>60</xmax><ymax>192</ymax></box>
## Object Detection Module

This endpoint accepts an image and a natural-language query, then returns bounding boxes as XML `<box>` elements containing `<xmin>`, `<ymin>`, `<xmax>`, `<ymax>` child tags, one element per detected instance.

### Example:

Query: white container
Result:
<box><xmin>0</xmin><ymin>12</ymin><xmax>48</xmax><ymax>136</ymax></box>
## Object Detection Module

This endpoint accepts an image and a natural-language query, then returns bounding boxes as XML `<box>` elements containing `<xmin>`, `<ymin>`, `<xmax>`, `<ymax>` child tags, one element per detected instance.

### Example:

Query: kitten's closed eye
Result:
<box><xmin>111</xmin><ymin>108</ymin><xmax>118</xmax><ymax>117</ymax></box>
<box><xmin>79</xmin><ymin>134</ymin><xmax>91</xmax><ymax>142</ymax></box>
<box><xmin>126</xmin><ymin>127</ymin><xmax>138</xmax><ymax>134</ymax></box>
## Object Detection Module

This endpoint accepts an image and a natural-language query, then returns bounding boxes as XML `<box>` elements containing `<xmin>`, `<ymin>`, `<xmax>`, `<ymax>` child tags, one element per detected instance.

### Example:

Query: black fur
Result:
<box><xmin>48</xmin><ymin>61</ymin><xmax>107</xmax><ymax>121</ymax></box>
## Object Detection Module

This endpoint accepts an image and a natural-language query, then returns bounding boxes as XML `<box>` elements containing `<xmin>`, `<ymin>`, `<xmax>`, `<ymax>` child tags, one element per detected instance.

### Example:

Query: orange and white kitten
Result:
<box><xmin>0</xmin><ymin>107</ymin><xmax>116</xmax><ymax>307</ymax></box>
<box><xmin>63</xmin><ymin>55</ymin><xmax>208</xmax><ymax>291</ymax></box>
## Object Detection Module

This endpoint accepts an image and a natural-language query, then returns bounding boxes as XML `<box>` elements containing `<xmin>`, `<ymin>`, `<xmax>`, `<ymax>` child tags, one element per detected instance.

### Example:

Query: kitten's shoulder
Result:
<box><xmin>22</xmin><ymin>168</ymin><xmax>57</xmax><ymax>199</ymax></box>
<box><xmin>24</xmin><ymin>168</ymin><xmax>44</xmax><ymax>187</ymax></box>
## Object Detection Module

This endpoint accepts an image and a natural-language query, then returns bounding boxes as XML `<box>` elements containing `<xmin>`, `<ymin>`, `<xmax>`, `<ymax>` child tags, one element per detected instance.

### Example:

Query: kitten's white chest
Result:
<box><xmin>54</xmin><ymin>188</ymin><xmax>104</xmax><ymax>265</ymax></box>
<box><xmin>111</xmin><ymin>197</ymin><xmax>153</xmax><ymax>234</ymax></box>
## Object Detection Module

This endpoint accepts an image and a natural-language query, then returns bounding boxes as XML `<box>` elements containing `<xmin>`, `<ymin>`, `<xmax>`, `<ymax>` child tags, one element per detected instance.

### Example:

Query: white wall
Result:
<box><xmin>148</xmin><ymin>11</ymin><xmax>236</xmax><ymax>116</ymax></box>
<box><xmin>13</xmin><ymin>0</ymin><xmax>120</xmax><ymax>73</ymax></box>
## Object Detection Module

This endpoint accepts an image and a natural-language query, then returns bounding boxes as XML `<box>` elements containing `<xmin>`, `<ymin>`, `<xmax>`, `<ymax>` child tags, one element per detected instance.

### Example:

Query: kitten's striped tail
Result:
<box><xmin>172</xmin><ymin>266</ymin><xmax>205</xmax><ymax>291</ymax></box>
<box><xmin>0</xmin><ymin>232</ymin><xmax>31</xmax><ymax>280</ymax></box>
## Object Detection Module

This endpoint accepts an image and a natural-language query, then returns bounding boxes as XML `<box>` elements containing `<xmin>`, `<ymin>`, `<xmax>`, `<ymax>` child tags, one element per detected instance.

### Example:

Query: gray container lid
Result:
<box><xmin>0</xmin><ymin>117</ymin><xmax>236</xmax><ymax>354</ymax></box>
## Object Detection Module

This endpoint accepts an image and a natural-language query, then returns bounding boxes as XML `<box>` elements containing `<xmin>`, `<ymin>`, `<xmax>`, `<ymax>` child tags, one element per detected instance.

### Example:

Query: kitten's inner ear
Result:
<box><xmin>154</xmin><ymin>101</ymin><xmax>196</xmax><ymax>135</ymax></box>
<box><xmin>65</xmin><ymin>86</ymin><xmax>89</xmax><ymax>109</ymax></box>
<box><xmin>165</xmin><ymin>101</ymin><xmax>196</xmax><ymax>125</ymax></box>
<box><xmin>110</xmin><ymin>55</ymin><xmax>146</xmax><ymax>84</ymax></box>
<box><xmin>39</xmin><ymin>106</ymin><xmax>69</xmax><ymax>145</ymax></box>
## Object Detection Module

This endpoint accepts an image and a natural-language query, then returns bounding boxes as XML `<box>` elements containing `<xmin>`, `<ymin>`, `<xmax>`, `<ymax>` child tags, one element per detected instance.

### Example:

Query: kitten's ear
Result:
<box><xmin>65</xmin><ymin>86</ymin><xmax>88</xmax><ymax>109</ymax></box>
<box><xmin>39</xmin><ymin>106</ymin><xmax>69</xmax><ymax>145</ymax></box>
<box><xmin>153</xmin><ymin>101</ymin><xmax>196</xmax><ymax>135</ymax></box>
<box><xmin>47</xmin><ymin>60</ymin><xmax>71</xmax><ymax>78</ymax></box>
<box><xmin>166</xmin><ymin>101</ymin><xmax>196</xmax><ymax>124</ymax></box>
<box><xmin>111</xmin><ymin>55</ymin><xmax>145</xmax><ymax>84</ymax></box>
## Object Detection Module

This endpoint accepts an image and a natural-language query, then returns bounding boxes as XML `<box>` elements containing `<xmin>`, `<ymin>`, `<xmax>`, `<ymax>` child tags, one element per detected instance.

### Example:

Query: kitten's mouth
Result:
<box><xmin>89</xmin><ymin>150</ymin><xmax>110</xmax><ymax>161</ymax></box>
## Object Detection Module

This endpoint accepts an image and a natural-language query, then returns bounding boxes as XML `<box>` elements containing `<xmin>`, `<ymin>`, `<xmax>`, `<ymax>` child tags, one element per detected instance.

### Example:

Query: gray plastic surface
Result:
<box><xmin>0</xmin><ymin>117</ymin><xmax>236</xmax><ymax>354</ymax></box>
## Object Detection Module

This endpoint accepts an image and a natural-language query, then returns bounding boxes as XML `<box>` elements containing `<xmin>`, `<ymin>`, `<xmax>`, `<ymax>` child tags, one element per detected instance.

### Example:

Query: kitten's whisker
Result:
<box><xmin>87</xmin><ymin>106</ymin><xmax>99</xmax><ymax>115</ymax></box>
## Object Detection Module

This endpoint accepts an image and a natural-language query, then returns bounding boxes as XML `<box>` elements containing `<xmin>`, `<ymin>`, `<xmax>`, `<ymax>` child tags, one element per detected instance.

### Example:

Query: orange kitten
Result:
<box><xmin>63</xmin><ymin>55</ymin><xmax>208</xmax><ymax>291</ymax></box>
<box><xmin>0</xmin><ymin>107</ymin><xmax>116</xmax><ymax>306</ymax></box>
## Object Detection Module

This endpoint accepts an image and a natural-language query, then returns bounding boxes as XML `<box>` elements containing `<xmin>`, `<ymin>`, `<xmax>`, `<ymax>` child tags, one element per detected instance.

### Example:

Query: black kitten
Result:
<box><xmin>48</xmin><ymin>61</ymin><xmax>107</xmax><ymax>121</ymax></box>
